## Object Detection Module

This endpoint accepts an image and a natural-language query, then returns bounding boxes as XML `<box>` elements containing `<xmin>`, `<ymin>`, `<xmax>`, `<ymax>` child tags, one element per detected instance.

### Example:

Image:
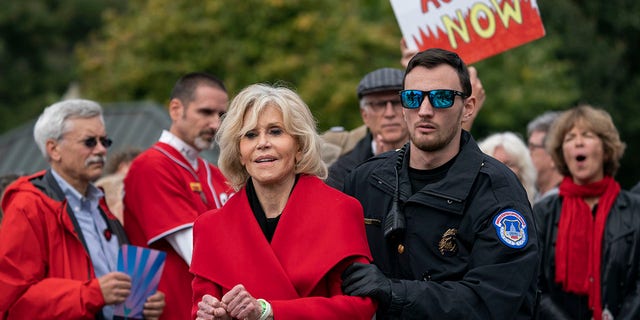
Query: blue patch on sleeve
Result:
<box><xmin>492</xmin><ymin>209</ymin><xmax>528</xmax><ymax>249</ymax></box>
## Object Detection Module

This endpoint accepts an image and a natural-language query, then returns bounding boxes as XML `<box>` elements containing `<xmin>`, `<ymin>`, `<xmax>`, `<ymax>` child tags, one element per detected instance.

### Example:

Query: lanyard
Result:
<box><xmin>153</xmin><ymin>145</ymin><xmax>222</xmax><ymax>208</ymax></box>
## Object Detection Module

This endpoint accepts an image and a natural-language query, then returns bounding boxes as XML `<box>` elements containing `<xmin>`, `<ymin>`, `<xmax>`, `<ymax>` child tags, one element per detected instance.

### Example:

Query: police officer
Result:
<box><xmin>340</xmin><ymin>48</ymin><xmax>539</xmax><ymax>319</ymax></box>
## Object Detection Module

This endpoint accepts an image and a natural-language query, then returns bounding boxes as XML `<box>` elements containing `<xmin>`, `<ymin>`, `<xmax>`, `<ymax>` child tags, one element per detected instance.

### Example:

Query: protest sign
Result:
<box><xmin>391</xmin><ymin>0</ymin><xmax>545</xmax><ymax>64</ymax></box>
<box><xmin>114</xmin><ymin>245</ymin><xmax>166</xmax><ymax>320</ymax></box>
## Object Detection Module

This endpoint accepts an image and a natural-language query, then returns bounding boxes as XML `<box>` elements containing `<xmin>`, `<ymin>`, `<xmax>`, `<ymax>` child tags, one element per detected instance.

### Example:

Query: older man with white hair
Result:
<box><xmin>0</xmin><ymin>99</ymin><xmax>165</xmax><ymax>319</ymax></box>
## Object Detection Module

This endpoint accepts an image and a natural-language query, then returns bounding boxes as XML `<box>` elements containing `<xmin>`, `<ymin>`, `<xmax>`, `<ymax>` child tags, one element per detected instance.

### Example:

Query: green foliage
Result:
<box><xmin>471</xmin><ymin>36</ymin><xmax>580</xmax><ymax>140</ymax></box>
<box><xmin>77</xmin><ymin>0</ymin><xmax>402</xmax><ymax>131</ymax></box>
<box><xmin>0</xmin><ymin>0</ymin><xmax>126</xmax><ymax>133</ymax></box>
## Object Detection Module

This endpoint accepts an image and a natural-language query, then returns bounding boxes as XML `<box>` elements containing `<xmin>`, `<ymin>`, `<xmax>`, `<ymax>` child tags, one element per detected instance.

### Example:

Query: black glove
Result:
<box><xmin>341</xmin><ymin>262</ymin><xmax>392</xmax><ymax>310</ymax></box>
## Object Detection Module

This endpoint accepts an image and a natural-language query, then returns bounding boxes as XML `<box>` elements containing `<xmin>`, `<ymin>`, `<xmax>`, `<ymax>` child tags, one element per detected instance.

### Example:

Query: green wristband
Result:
<box><xmin>257</xmin><ymin>298</ymin><xmax>271</xmax><ymax>320</ymax></box>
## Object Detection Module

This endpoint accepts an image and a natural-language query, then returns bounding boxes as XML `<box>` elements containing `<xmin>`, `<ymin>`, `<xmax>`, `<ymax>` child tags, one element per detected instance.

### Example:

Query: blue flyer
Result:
<box><xmin>113</xmin><ymin>245</ymin><xmax>166</xmax><ymax>319</ymax></box>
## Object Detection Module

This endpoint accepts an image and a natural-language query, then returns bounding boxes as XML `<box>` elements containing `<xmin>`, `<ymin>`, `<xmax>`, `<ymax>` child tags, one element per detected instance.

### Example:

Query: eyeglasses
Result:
<box><xmin>364</xmin><ymin>99</ymin><xmax>403</xmax><ymax>113</ymax></box>
<box><xmin>528</xmin><ymin>143</ymin><xmax>545</xmax><ymax>151</ymax></box>
<box><xmin>399</xmin><ymin>89</ymin><xmax>468</xmax><ymax>109</ymax></box>
<box><xmin>82</xmin><ymin>136</ymin><xmax>113</xmax><ymax>149</ymax></box>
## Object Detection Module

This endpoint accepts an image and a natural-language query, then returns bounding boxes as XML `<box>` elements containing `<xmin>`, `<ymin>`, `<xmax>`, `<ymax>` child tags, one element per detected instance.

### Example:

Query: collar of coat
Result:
<box><xmin>3</xmin><ymin>170</ymin><xmax>126</xmax><ymax>249</ymax></box>
<box><xmin>369</xmin><ymin>130</ymin><xmax>485</xmax><ymax>214</ymax></box>
<box><xmin>190</xmin><ymin>175</ymin><xmax>372</xmax><ymax>299</ymax></box>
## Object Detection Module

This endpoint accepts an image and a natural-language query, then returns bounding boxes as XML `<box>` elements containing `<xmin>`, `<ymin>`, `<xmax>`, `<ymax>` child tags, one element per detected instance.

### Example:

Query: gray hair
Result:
<box><xmin>526</xmin><ymin>111</ymin><xmax>561</xmax><ymax>138</ymax></box>
<box><xmin>33</xmin><ymin>99</ymin><xmax>104</xmax><ymax>160</ymax></box>
<box><xmin>479</xmin><ymin>131</ymin><xmax>537</xmax><ymax>204</ymax></box>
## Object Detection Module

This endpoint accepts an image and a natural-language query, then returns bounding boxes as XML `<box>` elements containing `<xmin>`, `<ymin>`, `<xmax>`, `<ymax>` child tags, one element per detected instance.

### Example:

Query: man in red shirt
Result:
<box><xmin>124</xmin><ymin>72</ymin><xmax>234</xmax><ymax>320</ymax></box>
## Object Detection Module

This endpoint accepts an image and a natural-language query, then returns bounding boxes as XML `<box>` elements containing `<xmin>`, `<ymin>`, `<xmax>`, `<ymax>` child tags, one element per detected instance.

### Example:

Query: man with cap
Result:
<box><xmin>325</xmin><ymin>68</ymin><xmax>408</xmax><ymax>189</ymax></box>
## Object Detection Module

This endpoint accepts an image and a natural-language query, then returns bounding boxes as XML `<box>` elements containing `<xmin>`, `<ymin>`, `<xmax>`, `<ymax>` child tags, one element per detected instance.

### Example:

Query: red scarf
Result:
<box><xmin>556</xmin><ymin>176</ymin><xmax>620</xmax><ymax>320</ymax></box>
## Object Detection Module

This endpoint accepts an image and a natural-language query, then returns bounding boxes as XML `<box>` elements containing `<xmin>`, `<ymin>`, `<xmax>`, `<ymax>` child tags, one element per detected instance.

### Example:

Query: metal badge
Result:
<box><xmin>364</xmin><ymin>218</ymin><xmax>381</xmax><ymax>225</ymax></box>
<box><xmin>438</xmin><ymin>228</ymin><xmax>458</xmax><ymax>256</ymax></box>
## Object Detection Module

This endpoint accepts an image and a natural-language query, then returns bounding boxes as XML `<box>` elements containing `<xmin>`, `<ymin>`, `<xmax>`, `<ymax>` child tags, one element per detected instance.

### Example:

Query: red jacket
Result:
<box><xmin>191</xmin><ymin>175</ymin><xmax>376</xmax><ymax>320</ymax></box>
<box><xmin>0</xmin><ymin>170</ymin><xmax>125</xmax><ymax>319</ymax></box>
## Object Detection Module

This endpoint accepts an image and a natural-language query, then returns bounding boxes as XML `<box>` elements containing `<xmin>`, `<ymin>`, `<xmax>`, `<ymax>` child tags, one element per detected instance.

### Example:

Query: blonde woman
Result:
<box><xmin>191</xmin><ymin>84</ymin><xmax>376</xmax><ymax>320</ymax></box>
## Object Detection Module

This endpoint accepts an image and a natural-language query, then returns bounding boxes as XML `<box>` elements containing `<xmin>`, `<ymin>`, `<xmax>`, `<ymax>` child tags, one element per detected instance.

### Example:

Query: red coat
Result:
<box><xmin>0</xmin><ymin>170</ymin><xmax>121</xmax><ymax>319</ymax></box>
<box><xmin>124</xmin><ymin>142</ymin><xmax>234</xmax><ymax>320</ymax></box>
<box><xmin>191</xmin><ymin>175</ymin><xmax>376</xmax><ymax>320</ymax></box>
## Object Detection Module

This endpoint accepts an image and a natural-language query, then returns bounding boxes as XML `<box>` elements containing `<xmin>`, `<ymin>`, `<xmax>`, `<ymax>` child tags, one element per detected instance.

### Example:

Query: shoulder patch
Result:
<box><xmin>492</xmin><ymin>209</ymin><xmax>528</xmax><ymax>249</ymax></box>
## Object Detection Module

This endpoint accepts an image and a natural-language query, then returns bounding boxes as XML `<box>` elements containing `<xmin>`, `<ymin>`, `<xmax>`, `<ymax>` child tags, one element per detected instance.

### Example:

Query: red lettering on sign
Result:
<box><xmin>421</xmin><ymin>0</ymin><xmax>452</xmax><ymax>13</ymax></box>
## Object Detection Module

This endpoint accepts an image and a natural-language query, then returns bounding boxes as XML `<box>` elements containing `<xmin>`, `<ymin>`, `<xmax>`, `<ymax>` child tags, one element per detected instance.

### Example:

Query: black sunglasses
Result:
<box><xmin>82</xmin><ymin>136</ymin><xmax>113</xmax><ymax>149</ymax></box>
<box><xmin>399</xmin><ymin>89</ymin><xmax>468</xmax><ymax>109</ymax></box>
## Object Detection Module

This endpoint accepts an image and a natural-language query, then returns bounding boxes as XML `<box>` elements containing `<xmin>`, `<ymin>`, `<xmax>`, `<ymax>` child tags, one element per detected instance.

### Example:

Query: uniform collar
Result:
<box><xmin>370</xmin><ymin>131</ymin><xmax>483</xmax><ymax>204</ymax></box>
<box><xmin>159</xmin><ymin>130</ymin><xmax>199</xmax><ymax>169</ymax></box>
<box><xmin>411</xmin><ymin>130</ymin><xmax>483</xmax><ymax>202</ymax></box>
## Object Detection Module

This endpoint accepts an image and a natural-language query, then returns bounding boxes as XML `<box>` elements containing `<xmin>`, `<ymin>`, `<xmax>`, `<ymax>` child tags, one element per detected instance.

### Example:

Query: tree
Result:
<box><xmin>471</xmin><ymin>36</ymin><xmax>580</xmax><ymax>141</ymax></box>
<box><xmin>77</xmin><ymin>0</ymin><xmax>402</xmax><ymax>131</ymax></box>
<box><xmin>0</xmin><ymin>0</ymin><xmax>126</xmax><ymax>133</ymax></box>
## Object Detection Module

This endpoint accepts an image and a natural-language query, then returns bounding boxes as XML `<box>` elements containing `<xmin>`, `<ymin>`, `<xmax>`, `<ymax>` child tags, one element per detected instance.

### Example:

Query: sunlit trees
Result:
<box><xmin>0</xmin><ymin>0</ymin><xmax>126</xmax><ymax>132</ymax></box>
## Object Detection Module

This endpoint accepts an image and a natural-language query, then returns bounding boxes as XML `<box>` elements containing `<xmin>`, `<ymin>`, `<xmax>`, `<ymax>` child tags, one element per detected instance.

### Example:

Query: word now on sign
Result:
<box><xmin>391</xmin><ymin>0</ymin><xmax>545</xmax><ymax>64</ymax></box>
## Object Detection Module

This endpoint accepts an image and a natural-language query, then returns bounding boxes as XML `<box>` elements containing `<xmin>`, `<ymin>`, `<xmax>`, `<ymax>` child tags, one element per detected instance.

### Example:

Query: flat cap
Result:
<box><xmin>357</xmin><ymin>68</ymin><xmax>404</xmax><ymax>99</ymax></box>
